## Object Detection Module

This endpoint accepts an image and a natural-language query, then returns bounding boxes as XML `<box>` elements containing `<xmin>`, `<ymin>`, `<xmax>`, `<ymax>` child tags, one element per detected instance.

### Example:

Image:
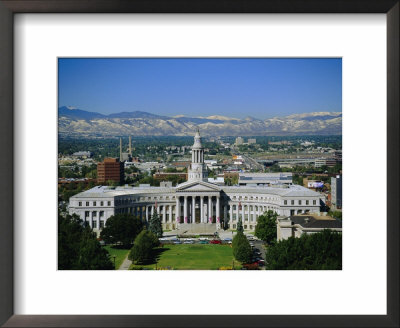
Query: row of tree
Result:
<box><xmin>59</xmin><ymin>209</ymin><xmax>164</xmax><ymax>269</ymax></box>
<box><xmin>58</xmin><ymin>214</ymin><xmax>114</xmax><ymax>270</ymax></box>
<box><xmin>265</xmin><ymin>230</ymin><xmax>342</xmax><ymax>270</ymax></box>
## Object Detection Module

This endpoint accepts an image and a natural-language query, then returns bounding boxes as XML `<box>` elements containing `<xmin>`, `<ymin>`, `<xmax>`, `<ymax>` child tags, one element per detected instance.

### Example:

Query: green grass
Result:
<box><xmin>104</xmin><ymin>246</ymin><xmax>130</xmax><ymax>269</ymax></box>
<box><xmin>129</xmin><ymin>244</ymin><xmax>242</xmax><ymax>270</ymax></box>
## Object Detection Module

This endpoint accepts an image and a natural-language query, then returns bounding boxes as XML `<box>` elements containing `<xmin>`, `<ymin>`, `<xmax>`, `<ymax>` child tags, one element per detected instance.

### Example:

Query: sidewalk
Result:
<box><xmin>118</xmin><ymin>255</ymin><xmax>132</xmax><ymax>270</ymax></box>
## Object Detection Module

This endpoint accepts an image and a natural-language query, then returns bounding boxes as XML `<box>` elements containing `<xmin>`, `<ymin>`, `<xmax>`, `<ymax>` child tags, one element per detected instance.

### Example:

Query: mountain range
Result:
<box><xmin>58</xmin><ymin>106</ymin><xmax>342</xmax><ymax>137</ymax></box>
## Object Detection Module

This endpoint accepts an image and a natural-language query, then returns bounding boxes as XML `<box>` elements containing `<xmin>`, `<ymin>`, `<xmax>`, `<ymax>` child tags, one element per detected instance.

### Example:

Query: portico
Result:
<box><xmin>175</xmin><ymin>181</ymin><xmax>223</xmax><ymax>229</ymax></box>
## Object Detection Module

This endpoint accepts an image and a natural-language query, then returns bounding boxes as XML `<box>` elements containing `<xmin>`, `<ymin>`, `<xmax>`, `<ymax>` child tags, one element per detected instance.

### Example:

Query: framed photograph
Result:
<box><xmin>0</xmin><ymin>1</ymin><xmax>398</xmax><ymax>327</ymax></box>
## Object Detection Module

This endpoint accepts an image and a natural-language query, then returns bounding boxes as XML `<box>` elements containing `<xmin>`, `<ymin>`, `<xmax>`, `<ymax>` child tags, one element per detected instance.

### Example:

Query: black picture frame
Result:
<box><xmin>0</xmin><ymin>1</ymin><xmax>398</xmax><ymax>327</ymax></box>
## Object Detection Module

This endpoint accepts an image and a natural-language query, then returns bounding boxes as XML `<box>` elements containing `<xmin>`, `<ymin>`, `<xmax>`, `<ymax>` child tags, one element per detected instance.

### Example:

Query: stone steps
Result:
<box><xmin>177</xmin><ymin>223</ymin><xmax>218</xmax><ymax>234</ymax></box>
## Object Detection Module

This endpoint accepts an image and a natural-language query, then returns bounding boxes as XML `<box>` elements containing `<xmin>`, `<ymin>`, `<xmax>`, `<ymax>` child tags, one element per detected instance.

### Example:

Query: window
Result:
<box><xmin>93</xmin><ymin>201</ymin><xmax>96</xmax><ymax>206</ymax></box>
<box><xmin>92</xmin><ymin>220</ymin><xmax>97</xmax><ymax>229</ymax></box>
<box><xmin>78</xmin><ymin>202</ymin><xmax>82</xmax><ymax>206</ymax></box>
<box><xmin>233</xmin><ymin>205</ymin><xmax>236</xmax><ymax>210</ymax></box>
<box><xmin>284</xmin><ymin>200</ymin><xmax>287</xmax><ymax>205</ymax></box>
<box><xmin>306</xmin><ymin>200</ymin><xmax>309</xmax><ymax>205</ymax></box>
<box><xmin>86</xmin><ymin>202</ymin><xmax>89</xmax><ymax>206</ymax></box>
<box><xmin>85</xmin><ymin>211</ymin><xmax>89</xmax><ymax>218</ymax></box>
<box><xmin>108</xmin><ymin>201</ymin><xmax>111</xmax><ymax>206</ymax></box>
<box><xmin>100</xmin><ymin>220</ymin><xmax>105</xmax><ymax>228</ymax></box>
<box><xmin>93</xmin><ymin>211</ymin><xmax>97</xmax><ymax>217</ymax></box>
<box><xmin>298</xmin><ymin>200</ymin><xmax>302</xmax><ymax>205</ymax></box>
<box><xmin>291</xmin><ymin>200</ymin><xmax>294</xmax><ymax>205</ymax></box>
<box><xmin>313</xmin><ymin>200</ymin><xmax>317</xmax><ymax>205</ymax></box>
<box><xmin>100</xmin><ymin>201</ymin><xmax>104</xmax><ymax>206</ymax></box>
<box><xmin>100</xmin><ymin>211</ymin><xmax>104</xmax><ymax>217</ymax></box>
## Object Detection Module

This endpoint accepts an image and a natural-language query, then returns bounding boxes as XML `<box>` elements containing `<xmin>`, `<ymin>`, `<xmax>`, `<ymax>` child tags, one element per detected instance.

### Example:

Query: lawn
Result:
<box><xmin>104</xmin><ymin>246</ymin><xmax>130</xmax><ymax>269</ymax></box>
<box><xmin>130</xmin><ymin>244</ymin><xmax>242</xmax><ymax>270</ymax></box>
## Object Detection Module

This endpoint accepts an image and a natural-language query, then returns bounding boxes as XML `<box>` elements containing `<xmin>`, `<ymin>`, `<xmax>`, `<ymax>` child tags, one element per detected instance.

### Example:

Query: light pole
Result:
<box><xmin>112</xmin><ymin>255</ymin><xmax>116</xmax><ymax>269</ymax></box>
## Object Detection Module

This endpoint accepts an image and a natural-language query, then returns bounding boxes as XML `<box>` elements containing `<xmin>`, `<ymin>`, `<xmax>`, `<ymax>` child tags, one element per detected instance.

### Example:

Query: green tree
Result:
<box><xmin>232</xmin><ymin>232</ymin><xmax>252</xmax><ymax>264</ymax></box>
<box><xmin>148</xmin><ymin>208</ymin><xmax>163</xmax><ymax>238</ymax></box>
<box><xmin>58</xmin><ymin>213</ymin><xmax>113</xmax><ymax>270</ymax></box>
<box><xmin>265</xmin><ymin>230</ymin><xmax>342</xmax><ymax>270</ymax></box>
<box><xmin>128</xmin><ymin>230</ymin><xmax>159</xmax><ymax>264</ymax></box>
<box><xmin>255</xmin><ymin>210</ymin><xmax>277</xmax><ymax>245</ymax></box>
<box><xmin>100</xmin><ymin>214</ymin><xmax>143</xmax><ymax>248</ymax></box>
<box><xmin>236</xmin><ymin>217</ymin><xmax>244</xmax><ymax>233</ymax></box>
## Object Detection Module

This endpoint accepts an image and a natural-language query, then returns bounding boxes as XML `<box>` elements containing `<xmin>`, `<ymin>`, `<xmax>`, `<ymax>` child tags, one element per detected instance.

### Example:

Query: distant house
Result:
<box><xmin>277</xmin><ymin>214</ymin><xmax>342</xmax><ymax>241</ymax></box>
<box><xmin>72</xmin><ymin>151</ymin><xmax>92</xmax><ymax>158</ymax></box>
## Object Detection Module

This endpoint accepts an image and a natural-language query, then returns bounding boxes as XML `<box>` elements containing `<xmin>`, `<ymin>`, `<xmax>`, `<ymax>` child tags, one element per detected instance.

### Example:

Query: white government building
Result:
<box><xmin>69</xmin><ymin>131</ymin><xmax>322</xmax><ymax>234</ymax></box>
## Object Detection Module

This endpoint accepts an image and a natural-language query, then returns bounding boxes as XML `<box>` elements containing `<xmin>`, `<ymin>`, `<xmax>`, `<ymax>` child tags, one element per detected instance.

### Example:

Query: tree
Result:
<box><xmin>100</xmin><ymin>214</ymin><xmax>143</xmax><ymax>248</ymax></box>
<box><xmin>265</xmin><ymin>230</ymin><xmax>342</xmax><ymax>270</ymax></box>
<box><xmin>128</xmin><ymin>230</ymin><xmax>159</xmax><ymax>264</ymax></box>
<box><xmin>232</xmin><ymin>232</ymin><xmax>252</xmax><ymax>264</ymax></box>
<box><xmin>237</xmin><ymin>217</ymin><xmax>244</xmax><ymax>233</ymax></box>
<box><xmin>148</xmin><ymin>208</ymin><xmax>163</xmax><ymax>238</ymax></box>
<box><xmin>255</xmin><ymin>210</ymin><xmax>278</xmax><ymax>245</ymax></box>
<box><xmin>58</xmin><ymin>213</ymin><xmax>113</xmax><ymax>270</ymax></box>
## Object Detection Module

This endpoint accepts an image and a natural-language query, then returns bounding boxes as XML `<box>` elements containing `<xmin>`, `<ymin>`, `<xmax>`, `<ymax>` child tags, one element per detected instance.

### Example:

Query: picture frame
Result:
<box><xmin>0</xmin><ymin>0</ymin><xmax>398</xmax><ymax>327</ymax></box>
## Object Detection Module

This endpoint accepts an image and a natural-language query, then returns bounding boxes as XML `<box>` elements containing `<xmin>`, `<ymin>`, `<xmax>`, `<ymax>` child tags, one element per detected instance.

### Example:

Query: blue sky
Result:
<box><xmin>58</xmin><ymin>58</ymin><xmax>341</xmax><ymax>119</ymax></box>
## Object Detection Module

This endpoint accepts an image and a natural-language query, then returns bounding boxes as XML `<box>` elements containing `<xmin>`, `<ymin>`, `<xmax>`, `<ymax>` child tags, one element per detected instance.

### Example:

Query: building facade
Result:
<box><xmin>97</xmin><ymin>158</ymin><xmax>124</xmax><ymax>184</ymax></box>
<box><xmin>70</xmin><ymin>132</ymin><xmax>322</xmax><ymax>234</ymax></box>
<box><xmin>277</xmin><ymin>214</ymin><xmax>342</xmax><ymax>241</ymax></box>
<box><xmin>331</xmin><ymin>175</ymin><xmax>342</xmax><ymax>210</ymax></box>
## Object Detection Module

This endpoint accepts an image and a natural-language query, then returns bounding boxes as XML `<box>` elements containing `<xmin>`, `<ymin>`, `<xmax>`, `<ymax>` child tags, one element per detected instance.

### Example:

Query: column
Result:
<box><xmin>162</xmin><ymin>205</ymin><xmax>166</xmax><ymax>223</ymax></box>
<box><xmin>224</xmin><ymin>205</ymin><xmax>227</xmax><ymax>228</ymax></box>
<box><xmin>208</xmin><ymin>196</ymin><xmax>212</xmax><ymax>223</ymax></box>
<box><xmin>176</xmin><ymin>197</ymin><xmax>180</xmax><ymax>224</ymax></box>
<box><xmin>230</xmin><ymin>204</ymin><xmax>233</xmax><ymax>228</ymax></box>
<box><xmin>236</xmin><ymin>203</ymin><xmax>240</xmax><ymax>223</ymax></box>
<box><xmin>169</xmin><ymin>205</ymin><xmax>172</xmax><ymax>223</ymax></box>
<box><xmin>241</xmin><ymin>203</ymin><xmax>245</xmax><ymax>224</ymax></box>
<box><xmin>200</xmin><ymin>196</ymin><xmax>204</xmax><ymax>223</ymax></box>
<box><xmin>192</xmin><ymin>196</ymin><xmax>196</xmax><ymax>224</ymax></box>
<box><xmin>184</xmin><ymin>196</ymin><xmax>188</xmax><ymax>223</ymax></box>
<box><xmin>145</xmin><ymin>206</ymin><xmax>149</xmax><ymax>222</ymax></box>
<box><xmin>97</xmin><ymin>212</ymin><xmax>100</xmax><ymax>231</ymax></box>
<box><xmin>216</xmin><ymin>196</ymin><xmax>220</xmax><ymax>222</ymax></box>
<box><xmin>151</xmin><ymin>206</ymin><xmax>154</xmax><ymax>217</ymax></box>
<box><xmin>89</xmin><ymin>212</ymin><xmax>93</xmax><ymax>228</ymax></box>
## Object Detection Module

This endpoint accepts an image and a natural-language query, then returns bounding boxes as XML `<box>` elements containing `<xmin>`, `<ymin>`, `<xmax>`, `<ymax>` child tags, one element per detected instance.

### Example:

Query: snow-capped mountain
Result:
<box><xmin>58</xmin><ymin>106</ymin><xmax>342</xmax><ymax>137</ymax></box>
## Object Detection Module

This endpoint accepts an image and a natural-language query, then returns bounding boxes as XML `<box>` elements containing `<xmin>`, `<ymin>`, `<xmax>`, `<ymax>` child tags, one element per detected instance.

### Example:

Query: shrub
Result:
<box><xmin>128</xmin><ymin>230</ymin><xmax>159</xmax><ymax>264</ymax></box>
<box><xmin>232</xmin><ymin>232</ymin><xmax>252</xmax><ymax>264</ymax></box>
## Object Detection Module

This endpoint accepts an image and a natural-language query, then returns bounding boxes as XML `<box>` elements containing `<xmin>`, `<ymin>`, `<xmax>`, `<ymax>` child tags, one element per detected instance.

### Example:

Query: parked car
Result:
<box><xmin>224</xmin><ymin>238</ymin><xmax>233</xmax><ymax>241</ymax></box>
<box><xmin>183</xmin><ymin>240</ymin><xmax>194</xmax><ymax>244</ymax></box>
<box><xmin>257</xmin><ymin>259</ymin><xmax>265</xmax><ymax>266</ymax></box>
<box><xmin>173</xmin><ymin>241</ymin><xmax>182</xmax><ymax>244</ymax></box>
<box><xmin>199</xmin><ymin>240</ymin><xmax>209</xmax><ymax>244</ymax></box>
<box><xmin>210</xmin><ymin>239</ymin><xmax>222</xmax><ymax>244</ymax></box>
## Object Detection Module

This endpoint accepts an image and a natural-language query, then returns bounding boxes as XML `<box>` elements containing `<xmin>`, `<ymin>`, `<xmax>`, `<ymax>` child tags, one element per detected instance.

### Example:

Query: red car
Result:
<box><xmin>210</xmin><ymin>239</ymin><xmax>222</xmax><ymax>244</ymax></box>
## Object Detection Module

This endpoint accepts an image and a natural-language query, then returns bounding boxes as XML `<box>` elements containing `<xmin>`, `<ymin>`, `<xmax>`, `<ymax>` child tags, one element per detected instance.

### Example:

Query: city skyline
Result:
<box><xmin>58</xmin><ymin>58</ymin><xmax>342</xmax><ymax>120</ymax></box>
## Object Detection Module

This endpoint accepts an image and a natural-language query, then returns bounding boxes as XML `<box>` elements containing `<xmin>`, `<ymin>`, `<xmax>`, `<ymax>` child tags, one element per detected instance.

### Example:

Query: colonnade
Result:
<box><xmin>86</xmin><ymin>198</ymin><xmax>280</xmax><ymax>231</ymax></box>
<box><xmin>175</xmin><ymin>195</ymin><xmax>220</xmax><ymax>224</ymax></box>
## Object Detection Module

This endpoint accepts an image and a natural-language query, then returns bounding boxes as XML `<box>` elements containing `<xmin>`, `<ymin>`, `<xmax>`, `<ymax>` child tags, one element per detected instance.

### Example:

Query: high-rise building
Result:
<box><xmin>235</xmin><ymin>137</ymin><xmax>244</xmax><ymax>145</ymax></box>
<box><xmin>97</xmin><ymin>158</ymin><xmax>124</xmax><ymax>184</ymax></box>
<box><xmin>331</xmin><ymin>175</ymin><xmax>342</xmax><ymax>210</ymax></box>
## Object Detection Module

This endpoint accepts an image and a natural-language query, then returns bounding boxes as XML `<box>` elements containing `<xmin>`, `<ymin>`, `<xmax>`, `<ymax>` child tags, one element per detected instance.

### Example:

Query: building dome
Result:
<box><xmin>192</xmin><ymin>129</ymin><xmax>203</xmax><ymax>149</ymax></box>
